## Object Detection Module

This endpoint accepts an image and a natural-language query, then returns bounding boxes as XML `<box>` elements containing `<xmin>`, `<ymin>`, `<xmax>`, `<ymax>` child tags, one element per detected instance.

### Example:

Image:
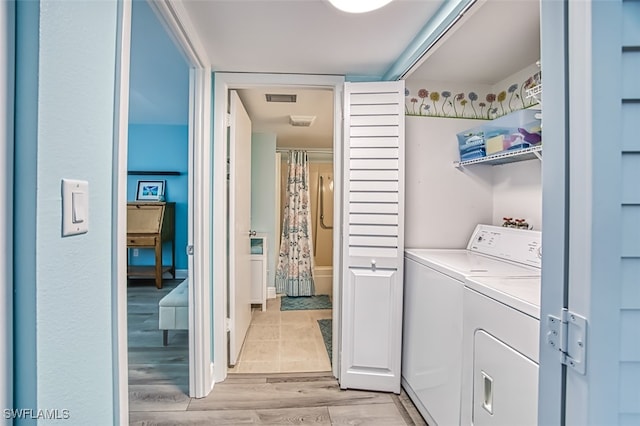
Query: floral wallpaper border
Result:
<box><xmin>405</xmin><ymin>71</ymin><xmax>542</xmax><ymax>120</ymax></box>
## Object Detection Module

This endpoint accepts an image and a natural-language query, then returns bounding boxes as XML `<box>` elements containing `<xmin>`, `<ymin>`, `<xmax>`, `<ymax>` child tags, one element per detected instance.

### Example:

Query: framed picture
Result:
<box><xmin>136</xmin><ymin>180</ymin><xmax>165</xmax><ymax>201</ymax></box>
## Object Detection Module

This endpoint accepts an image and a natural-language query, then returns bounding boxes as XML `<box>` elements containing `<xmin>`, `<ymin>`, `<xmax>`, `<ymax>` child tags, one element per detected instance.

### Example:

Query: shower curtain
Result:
<box><xmin>275</xmin><ymin>150</ymin><xmax>315</xmax><ymax>296</ymax></box>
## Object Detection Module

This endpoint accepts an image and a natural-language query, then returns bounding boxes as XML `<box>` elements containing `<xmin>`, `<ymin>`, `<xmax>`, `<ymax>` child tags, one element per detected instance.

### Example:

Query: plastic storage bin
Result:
<box><xmin>456</xmin><ymin>108</ymin><xmax>542</xmax><ymax>161</ymax></box>
<box><xmin>483</xmin><ymin>108</ymin><xmax>541</xmax><ymax>156</ymax></box>
<box><xmin>457</xmin><ymin>126</ymin><xmax>486</xmax><ymax>161</ymax></box>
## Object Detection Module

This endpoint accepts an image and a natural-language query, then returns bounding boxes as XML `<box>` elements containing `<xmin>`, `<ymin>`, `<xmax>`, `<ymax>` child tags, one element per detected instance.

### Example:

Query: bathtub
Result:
<box><xmin>314</xmin><ymin>266</ymin><xmax>333</xmax><ymax>299</ymax></box>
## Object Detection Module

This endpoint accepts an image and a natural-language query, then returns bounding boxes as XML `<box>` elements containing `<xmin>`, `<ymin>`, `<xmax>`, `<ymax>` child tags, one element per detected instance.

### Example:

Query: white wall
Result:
<box><xmin>405</xmin><ymin>115</ymin><xmax>543</xmax><ymax>249</ymax></box>
<box><xmin>405</xmin><ymin>116</ymin><xmax>493</xmax><ymax>248</ymax></box>
<box><xmin>13</xmin><ymin>0</ymin><xmax>120</xmax><ymax>422</ymax></box>
<box><xmin>251</xmin><ymin>133</ymin><xmax>277</xmax><ymax>288</ymax></box>
<box><xmin>492</xmin><ymin>160</ymin><xmax>542</xmax><ymax>231</ymax></box>
<box><xmin>404</xmin><ymin>60</ymin><xmax>544</xmax><ymax>247</ymax></box>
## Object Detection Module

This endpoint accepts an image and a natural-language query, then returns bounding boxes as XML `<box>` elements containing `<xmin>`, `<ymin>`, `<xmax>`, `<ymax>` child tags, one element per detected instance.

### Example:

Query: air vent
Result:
<box><xmin>289</xmin><ymin>115</ymin><xmax>316</xmax><ymax>127</ymax></box>
<box><xmin>265</xmin><ymin>94</ymin><xmax>297</xmax><ymax>103</ymax></box>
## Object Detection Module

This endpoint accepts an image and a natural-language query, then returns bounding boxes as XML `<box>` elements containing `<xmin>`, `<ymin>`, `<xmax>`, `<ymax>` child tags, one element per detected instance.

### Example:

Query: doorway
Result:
<box><xmin>125</xmin><ymin>0</ymin><xmax>191</xmax><ymax>411</ymax></box>
<box><xmin>226</xmin><ymin>86</ymin><xmax>336</xmax><ymax>374</ymax></box>
<box><xmin>115</xmin><ymin>0</ymin><xmax>215</xmax><ymax>413</ymax></box>
<box><xmin>212</xmin><ymin>73</ymin><xmax>345</xmax><ymax>383</ymax></box>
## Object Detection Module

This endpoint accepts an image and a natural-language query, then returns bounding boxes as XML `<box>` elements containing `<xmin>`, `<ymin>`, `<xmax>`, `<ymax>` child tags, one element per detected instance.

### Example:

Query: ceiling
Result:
<box><xmin>407</xmin><ymin>0</ymin><xmax>540</xmax><ymax>85</ymax></box>
<box><xmin>182</xmin><ymin>0</ymin><xmax>445</xmax><ymax>78</ymax></box>
<box><xmin>129</xmin><ymin>0</ymin><xmax>540</xmax><ymax>148</ymax></box>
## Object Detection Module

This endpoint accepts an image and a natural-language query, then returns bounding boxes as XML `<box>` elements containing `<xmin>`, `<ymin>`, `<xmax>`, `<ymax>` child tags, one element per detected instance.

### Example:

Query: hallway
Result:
<box><xmin>130</xmin><ymin>371</ymin><xmax>427</xmax><ymax>425</ymax></box>
<box><xmin>126</xmin><ymin>284</ymin><xmax>426</xmax><ymax>425</ymax></box>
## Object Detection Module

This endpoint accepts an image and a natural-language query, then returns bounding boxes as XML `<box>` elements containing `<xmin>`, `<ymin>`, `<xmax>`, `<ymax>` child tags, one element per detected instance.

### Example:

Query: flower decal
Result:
<box><xmin>430</xmin><ymin>92</ymin><xmax>440</xmax><ymax>115</ymax></box>
<box><xmin>441</xmin><ymin>91</ymin><xmax>452</xmax><ymax>116</ymax></box>
<box><xmin>469</xmin><ymin>92</ymin><xmax>478</xmax><ymax>118</ymax></box>
<box><xmin>508</xmin><ymin>83</ymin><xmax>518</xmax><ymax>111</ymax></box>
<box><xmin>404</xmin><ymin>72</ymin><xmax>539</xmax><ymax>118</ymax></box>
<box><xmin>497</xmin><ymin>90</ymin><xmax>507</xmax><ymax>115</ymax></box>
<box><xmin>485</xmin><ymin>94</ymin><xmax>496</xmax><ymax>118</ymax></box>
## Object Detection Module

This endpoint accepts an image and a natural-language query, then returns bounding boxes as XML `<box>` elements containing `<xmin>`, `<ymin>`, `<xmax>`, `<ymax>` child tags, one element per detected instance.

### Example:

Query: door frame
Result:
<box><xmin>112</xmin><ymin>0</ymin><xmax>213</xmax><ymax>418</ymax></box>
<box><xmin>145</xmin><ymin>0</ymin><xmax>214</xmax><ymax>398</ymax></box>
<box><xmin>212</xmin><ymin>73</ymin><xmax>344</xmax><ymax>382</ymax></box>
<box><xmin>536</xmin><ymin>0</ymin><xmax>568</xmax><ymax>424</ymax></box>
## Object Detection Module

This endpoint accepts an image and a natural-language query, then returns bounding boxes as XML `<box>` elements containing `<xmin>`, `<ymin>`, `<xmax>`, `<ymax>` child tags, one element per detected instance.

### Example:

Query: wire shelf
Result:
<box><xmin>454</xmin><ymin>145</ymin><xmax>542</xmax><ymax>168</ymax></box>
<box><xmin>526</xmin><ymin>84</ymin><xmax>542</xmax><ymax>104</ymax></box>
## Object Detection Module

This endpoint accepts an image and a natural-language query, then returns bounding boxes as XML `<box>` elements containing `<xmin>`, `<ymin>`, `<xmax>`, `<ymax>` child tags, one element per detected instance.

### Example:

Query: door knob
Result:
<box><xmin>249</xmin><ymin>230</ymin><xmax>257</xmax><ymax>237</ymax></box>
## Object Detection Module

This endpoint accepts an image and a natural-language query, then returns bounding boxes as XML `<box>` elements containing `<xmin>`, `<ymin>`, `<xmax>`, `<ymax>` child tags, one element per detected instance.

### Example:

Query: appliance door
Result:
<box><xmin>473</xmin><ymin>330</ymin><xmax>538</xmax><ymax>426</ymax></box>
<box><xmin>402</xmin><ymin>257</ymin><xmax>463</xmax><ymax>426</ymax></box>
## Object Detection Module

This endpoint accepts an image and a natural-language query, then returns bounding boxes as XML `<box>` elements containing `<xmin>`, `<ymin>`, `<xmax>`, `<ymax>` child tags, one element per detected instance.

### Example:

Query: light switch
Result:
<box><xmin>72</xmin><ymin>192</ymin><xmax>86</xmax><ymax>223</ymax></box>
<box><xmin>62</xmin><ymin>179</ymin><xmax>89</xmax><ymax>236</ymax></box>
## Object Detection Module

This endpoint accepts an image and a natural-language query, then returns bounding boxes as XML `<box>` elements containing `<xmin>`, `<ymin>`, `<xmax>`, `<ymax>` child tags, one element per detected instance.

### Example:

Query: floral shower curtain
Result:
<box><xmin>275</xmin><ymin>150</ymin><xmax>315</xmax><ymax>296</ymax></box>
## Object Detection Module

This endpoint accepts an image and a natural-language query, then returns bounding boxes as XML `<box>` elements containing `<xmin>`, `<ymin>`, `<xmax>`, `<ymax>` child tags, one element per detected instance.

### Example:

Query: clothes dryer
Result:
<box><xmin>402</xmin><ymin>225</ymin><xmax>541</xmax><ymax>426</ymax></box>
<box><xmin>460</xmin><ymin>276</ymin><xmax>541</xmax><ymax>426</ymax></box>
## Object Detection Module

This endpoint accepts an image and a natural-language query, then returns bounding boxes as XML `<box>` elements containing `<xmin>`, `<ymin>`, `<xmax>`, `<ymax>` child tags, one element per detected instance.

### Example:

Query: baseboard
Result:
<box><xmin>162</xmin><ymin>269</ymin><xmax>188</xmax><ymax>279</ymax></box>
<box><xmin>267</xmin><ymin>286</ymin><xmax>276</xmax><ymax>299</ymax></box>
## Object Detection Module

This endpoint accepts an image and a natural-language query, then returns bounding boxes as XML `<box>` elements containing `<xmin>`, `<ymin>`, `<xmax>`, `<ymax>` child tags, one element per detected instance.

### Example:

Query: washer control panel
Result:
<box><xmin>467</xmin><ymin>225</ymin><xmax>542</xmax><ymax>268</ymax></box>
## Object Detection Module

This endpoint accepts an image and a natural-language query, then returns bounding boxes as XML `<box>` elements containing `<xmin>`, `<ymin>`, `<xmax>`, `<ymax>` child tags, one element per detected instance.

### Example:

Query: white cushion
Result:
<box><xmin>159</xmin><ymin>279</ymin><xmax>189</xmax><ymax>331</ymax></box>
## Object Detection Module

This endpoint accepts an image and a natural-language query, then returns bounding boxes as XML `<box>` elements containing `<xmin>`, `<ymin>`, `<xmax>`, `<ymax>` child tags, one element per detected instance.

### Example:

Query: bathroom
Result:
<box><xmin>279</xmin><ymin>153</ymin><xmax>334</xmax><ymax>299</ymax></box>
<box><xmin>229</xmin><ymin>87</ymin><xmax>337</xmax><ymax>374</ymax></box>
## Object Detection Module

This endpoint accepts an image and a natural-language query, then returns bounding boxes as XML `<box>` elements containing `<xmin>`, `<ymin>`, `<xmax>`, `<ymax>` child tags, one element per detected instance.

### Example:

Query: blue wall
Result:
<box><xmin>251</xmin><ymin>133</ymin><xmax>277</xmax><ymax>289</ymax></box>
<box><xmin>127</xmin><ymin>124</ymin><xmax>189</xmax><ymax>270</ymax></box>
<box><xmin>14</xmin><ymin>0</ymin><xmax>120</xmax><ymax>422</ymax></box>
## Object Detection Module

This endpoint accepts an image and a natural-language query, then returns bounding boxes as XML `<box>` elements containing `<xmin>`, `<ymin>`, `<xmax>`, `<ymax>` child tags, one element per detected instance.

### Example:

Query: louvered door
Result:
<box><xmin>340</xmin><ymin>81</ymin><xmax>405</xmax><ymax>393</ymax></box>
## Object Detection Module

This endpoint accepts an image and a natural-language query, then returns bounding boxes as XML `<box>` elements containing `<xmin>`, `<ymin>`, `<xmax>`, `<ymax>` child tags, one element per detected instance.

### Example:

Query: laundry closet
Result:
<box><xmin>401</xmin><ymin>1</ymin><xmax>543</xmax><ymax>425</ymax></box>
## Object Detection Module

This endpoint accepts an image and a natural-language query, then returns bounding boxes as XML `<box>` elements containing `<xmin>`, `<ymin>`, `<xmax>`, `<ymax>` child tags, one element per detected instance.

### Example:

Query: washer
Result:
<box><xmin>460</xmin><ymin>276</ymin><xmax>541</xmax><ymax>426</ymax></box>
<box><xmin>402</xmin><ymin>225</ymin><xmax>541</xmax><ymax>426</ymax></box>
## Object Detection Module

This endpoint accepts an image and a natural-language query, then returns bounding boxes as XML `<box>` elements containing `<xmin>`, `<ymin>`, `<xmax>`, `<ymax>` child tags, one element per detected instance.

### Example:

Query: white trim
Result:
<box><xmin>187</xmin><ymin>69</ymin><xmax>196</xmax><ymax>396</ymax></box>
<box><xmin>331</xmin><ymin>83</ymin><xmax>343</xmax><ymax>377</ymax></box>
<box><xmin>1</xmin><ymin>1</ymin><xmax>14</xmax><ymax>420</ymax></box>
<box><xmin>147</xmin><ymin>0</ymin><xmax>209</xmax><ymax>68</ymax></box>
<box><xmin>537</xmin><ymin>1</ymin><xmax>569</xmax><ymax>424</ymax></box>
<box><xmin>212</xmin><ymin>73</ymin><xmax>344</xmax><ymax>383</ymax></box>
<box><xmin>112</xmin><ymin>0</ymin><xmax>132</xmax><ymax>423</ymax></box>
<box><xmin>125</xmin><ymin>0</ymin><xmax>213</xmax><ymax>399</ymax></box>
<box><xmin>189</xmin><ymin>67</ymin><xmax>214</xmax><ymax>397</ymax></box>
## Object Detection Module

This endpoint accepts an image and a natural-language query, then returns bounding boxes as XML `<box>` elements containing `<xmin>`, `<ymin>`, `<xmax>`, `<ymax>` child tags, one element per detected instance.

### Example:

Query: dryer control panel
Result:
<box><xmin>467</xmin><ymin>225</ymin><xmax>542</xmax><ymax>268</ymax></box>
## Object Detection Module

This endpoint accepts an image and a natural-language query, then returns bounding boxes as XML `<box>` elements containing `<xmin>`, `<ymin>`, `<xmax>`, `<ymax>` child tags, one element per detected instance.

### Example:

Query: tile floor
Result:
<box><xmin>228</xmin><ymin>295</ymin><xmax>333</xmax><ymax>374</ymax></box>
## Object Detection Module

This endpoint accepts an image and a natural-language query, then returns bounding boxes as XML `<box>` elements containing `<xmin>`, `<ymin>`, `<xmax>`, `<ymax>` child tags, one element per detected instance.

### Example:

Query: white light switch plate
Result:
<box><xmin>62</xmin><ymin>178</ymin><xmax>89</xmax><ymax>237</ymax></box>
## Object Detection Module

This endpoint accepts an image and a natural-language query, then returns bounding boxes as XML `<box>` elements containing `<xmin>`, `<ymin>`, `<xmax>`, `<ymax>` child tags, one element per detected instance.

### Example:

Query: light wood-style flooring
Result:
<box><xmin>128</xmin><ymin>280</ymin><xmax>427</xmax><ymax>425</ymax></box>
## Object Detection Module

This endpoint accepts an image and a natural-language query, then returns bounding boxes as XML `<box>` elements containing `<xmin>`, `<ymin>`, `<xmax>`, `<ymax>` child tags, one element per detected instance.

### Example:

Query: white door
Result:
<box><xmin>228</xmin><ymin>90</ymin><xmax>252</xmax><ymax>366</ymax></box>
<box><xmin>340</xmin><ymin>81</ymin><xmax>405</xmax><ymax>393</ymax></box>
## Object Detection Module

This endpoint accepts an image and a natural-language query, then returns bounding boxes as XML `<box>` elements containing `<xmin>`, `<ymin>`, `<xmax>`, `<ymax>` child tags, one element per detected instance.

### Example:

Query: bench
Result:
<box><xmin>158</xmin><ymin>278</ymin><xmax>188</xmax><ymax>346</ymax></box>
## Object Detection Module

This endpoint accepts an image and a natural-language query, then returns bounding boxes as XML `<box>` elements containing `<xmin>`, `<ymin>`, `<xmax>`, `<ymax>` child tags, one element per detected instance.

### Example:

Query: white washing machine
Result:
<box><xmin>402</xmin><ymin>225</ymin><xmax>541</xmax><ymax>426</ymax></box>
<box><xmin>460</xmin><ymin>275</ymin><xmax>541</xmax><ymax>426</ymax></box>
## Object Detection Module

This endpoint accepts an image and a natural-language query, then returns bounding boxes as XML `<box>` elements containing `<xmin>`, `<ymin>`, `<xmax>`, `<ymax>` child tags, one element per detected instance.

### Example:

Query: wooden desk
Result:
<box><xmin>127</xmin><ymin>202</ymin><xmax>176</xmax><ymax>289</ymax></box>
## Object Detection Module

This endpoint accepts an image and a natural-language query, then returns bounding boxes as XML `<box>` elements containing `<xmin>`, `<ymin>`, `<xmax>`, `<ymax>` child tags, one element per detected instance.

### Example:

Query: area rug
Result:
<box><xmin>280</xmin><ymin>295</ymin><xmax>332</xmax><ymax>311</ymax></box>
<box><xmin>317</xmin><ymin>319</ymin><xmax>332</xmax><ymax>364</ymax></box>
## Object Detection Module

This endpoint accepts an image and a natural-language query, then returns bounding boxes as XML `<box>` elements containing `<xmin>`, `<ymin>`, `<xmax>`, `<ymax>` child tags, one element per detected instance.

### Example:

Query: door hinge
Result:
<box><xmin>186</xmin><ymin>245</ymin><xmax>194</xmax><ymax>256</ymax></box>
<box><xmin>226</xmin><ymin>113</ymin><xmax>232</xmax><ymax>128</ymax></box>
<box><xmin>225</xmin><ymin>318</ymin><xmax>232</xmax><ymax>333</ymax></box>
<box><xmin>546</xmin><ymin>308</ymin><xmax>587</xmax><ymax>375</ymax></box>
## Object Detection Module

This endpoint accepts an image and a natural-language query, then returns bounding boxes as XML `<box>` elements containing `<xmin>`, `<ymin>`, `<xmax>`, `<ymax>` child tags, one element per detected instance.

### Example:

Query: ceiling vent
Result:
<box><xmin>289</xmin><ymin>115</ymin><xmax>316</xmax><ymax>127</ymax></box>
<box><xmin>265</xmin><ymin>94</ymin><xmax>297</xmax><ymax>103</ymax></box>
